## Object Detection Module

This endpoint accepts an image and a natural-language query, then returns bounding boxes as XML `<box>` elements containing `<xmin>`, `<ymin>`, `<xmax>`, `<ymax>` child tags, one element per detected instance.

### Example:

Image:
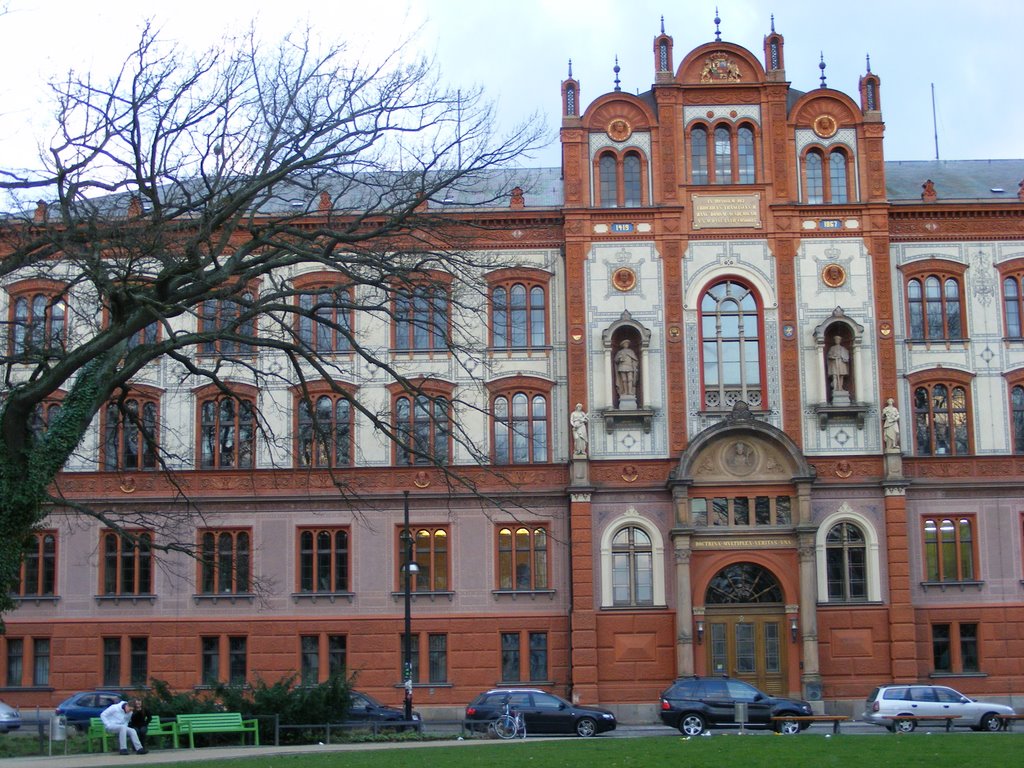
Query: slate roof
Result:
<box><xmin>884</xmin><ymin>159</ymin><xmax>1024</xmax><ymax>203</ymax></box>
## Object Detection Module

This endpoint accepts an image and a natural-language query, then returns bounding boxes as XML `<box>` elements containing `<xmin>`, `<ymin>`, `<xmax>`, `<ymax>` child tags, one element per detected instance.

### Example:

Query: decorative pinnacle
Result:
<box><xmin>819</xmin><ymin>52</ymin><xmax>827</xmax><ymax>88</ymax></box>
<box><xmin>865</xmin><ymin>53</ymin><xmax>872</xmax><ymax>73</ymax></box>
<box><xmin>714</xmin><ymin>7</ymin><xmax>722</xmax><ymax>41</ymax></box>
<box><xmin>568</xmin><ymin>58</ymin><xmax>573</xmax><ymax>78</ymax></box>
<box><xmin>613</xmin><ymin>56</ymin><xmax>621</xmax><ymax>91</ymax></box>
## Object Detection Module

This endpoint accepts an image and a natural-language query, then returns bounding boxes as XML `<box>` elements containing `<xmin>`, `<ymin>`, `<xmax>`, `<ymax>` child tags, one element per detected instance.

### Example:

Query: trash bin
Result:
<box><xmin>50</xmin><ymin>715</ymin><xmax>67</xmax><ymax>741</ymax></box>
<box><xmin>734</xmin><ymin>702</ymin><xmax>747</xmax><ymax>728</ymax></box>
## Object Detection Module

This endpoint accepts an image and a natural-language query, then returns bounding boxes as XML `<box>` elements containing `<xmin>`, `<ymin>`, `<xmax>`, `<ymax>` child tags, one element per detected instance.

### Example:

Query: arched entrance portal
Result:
<box><xmin>704</xmin><ymin>563</ymin><xmax>787</xmax><ymax>695</ymax></box>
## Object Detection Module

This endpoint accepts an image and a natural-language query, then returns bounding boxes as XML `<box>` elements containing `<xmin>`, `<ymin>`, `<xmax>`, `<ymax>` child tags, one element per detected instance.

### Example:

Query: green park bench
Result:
<box><xmin>175</xmin><ymin>712</ymin><xmax>260</xmax><ymax>748</ymax></box>
<box><xmin>87</xmin><ymin>714</ymin><xmax>179</xmax><ymax>751</ymax></box>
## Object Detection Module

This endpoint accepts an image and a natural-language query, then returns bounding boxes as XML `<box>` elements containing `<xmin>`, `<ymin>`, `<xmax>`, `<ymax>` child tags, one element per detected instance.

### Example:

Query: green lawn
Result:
<box><xmin>52</xmin><ymin>732</ymin><xmax>1021</xmax><ymax>768</ymax></box>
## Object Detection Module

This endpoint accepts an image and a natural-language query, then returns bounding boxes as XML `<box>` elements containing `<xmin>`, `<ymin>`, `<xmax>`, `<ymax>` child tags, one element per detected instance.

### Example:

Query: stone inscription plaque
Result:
<box><xmin>691</xmin><ymin>193</ymin><xmax>762</xmax><ymax>229</ymax></box>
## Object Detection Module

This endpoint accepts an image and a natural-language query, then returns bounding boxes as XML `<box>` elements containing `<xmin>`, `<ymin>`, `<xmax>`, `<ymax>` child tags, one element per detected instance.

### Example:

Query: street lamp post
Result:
<box><xmin>402</xmin><ymin>490</ymin><xmax>416</xmax><ymax>723</ymax></box>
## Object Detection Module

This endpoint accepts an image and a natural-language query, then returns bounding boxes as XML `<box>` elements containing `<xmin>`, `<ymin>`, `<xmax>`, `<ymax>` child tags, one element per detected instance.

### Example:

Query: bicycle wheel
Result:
<box><xmin>494</xmin><ymin>714</ymin><xmax>518</xmax><ymax>739</ymax></box>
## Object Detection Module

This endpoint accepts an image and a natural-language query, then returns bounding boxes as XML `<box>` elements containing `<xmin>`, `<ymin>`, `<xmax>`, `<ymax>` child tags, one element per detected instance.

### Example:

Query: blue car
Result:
<box><xmin>54</xmin><ymin>691</ymin><xmax>124</xmax><ymax>728</ymax></box>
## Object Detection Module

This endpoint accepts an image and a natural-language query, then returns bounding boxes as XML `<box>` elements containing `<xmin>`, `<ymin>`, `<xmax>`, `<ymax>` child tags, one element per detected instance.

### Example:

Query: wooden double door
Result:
<box><xmin>704</xmin><ymin>608</ymin><xmax>787</xmax><ymax>695</ymax></box>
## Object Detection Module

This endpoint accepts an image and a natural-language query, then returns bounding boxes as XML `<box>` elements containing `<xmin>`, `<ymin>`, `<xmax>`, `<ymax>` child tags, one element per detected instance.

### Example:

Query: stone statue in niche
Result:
<box><xmin>570</xmin><ymin>403</ymin><xmax>589</xmax><ymax>457</ymax></box>
<box><xmin>882</xmin><ymin>398</ymin><xmax>901</xmax><ymax>452</ymax></box>
<box><xmin>827</xmin><ymin>335</ymin><xmax>850</xmax><ymax>404</ymax></box>
<box><xmin>614</xmin><ymin>339</ymin><xmax>640</xmax><ymax>408</ymax></box>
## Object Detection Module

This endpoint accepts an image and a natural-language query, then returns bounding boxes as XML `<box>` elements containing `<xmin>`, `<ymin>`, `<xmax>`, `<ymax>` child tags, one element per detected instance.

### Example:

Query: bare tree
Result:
<box><xmin>0</xmin><ymin>24</ymin><xmax>546</xmax><ymax>612</ymax></box>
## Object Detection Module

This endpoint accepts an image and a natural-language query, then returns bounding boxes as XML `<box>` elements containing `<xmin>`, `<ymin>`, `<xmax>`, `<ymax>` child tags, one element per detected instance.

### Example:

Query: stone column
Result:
<box><xmin>672</xmin><ymin>533</ymin><xmax>694</xmax><ymax>677</ymax></box>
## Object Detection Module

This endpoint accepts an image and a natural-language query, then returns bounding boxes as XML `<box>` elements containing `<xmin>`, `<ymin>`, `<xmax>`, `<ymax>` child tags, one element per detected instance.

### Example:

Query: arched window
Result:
<box><xmin>690</xmin><ymin>127</ymin><xmax>708</xmax><ymax>184</ymax></box>
<box><xmin>399</xmin><ymin>527</ymin><xmax>449</xmax><ymax>592</ymax></box>
<box><xmin>199</xmin><ymin>529</ymin><xmax>250</xmax><ymax>594</ymax></box>
<box><xmin>1004</xmin><ymin>275</ymin><xmax>1024</xmax><ymax>338</ymax></box>
<box><xmin>825</xmin><ymin>522</ymin><xmax>866</xmax><ymax>601</ymax></box>
<box><xmin>923</xmin><ymin>517</ymin><xmax>975</xmax><ymax>582</ymax></box>
<box><xmin>611</xmin><ymin>526</ymin><xmax>653</xmax><ymax>606</ymax></box>
<box><xmin>705</xmin><ymin>562</ymin><xmax>783</xmax><ymax>604</ymax></box>
<box><xmin>298</xmin><ymin>528</ymin><xmax>349</xmax><ymax>593</ymax></box>
<box><xmin>297</xmin><ymin>286</ymin><xmax>352</xmax><ymax>353</ymax></box>
<box><xmin>829</xmin><ymin>151</ymin><xmax>848</xmax><ymax>203</ymax></box>
<box><xmin>395</xmin><ymin>394</ymin><xmax>450</xmax><ymax>465</ymax></box>
<box><xmin>198</xmin><ymin>391</ymin><xmax>257</xmax><ymax>469</ymax></box>
<box><xmin>394</xmin><ymin>283</ymin><xmax>449</xmax><ymax>351</ymax></box>
<box><xmin>713</xmin><ymin>126</ymin><xmax>733</xmax><ymax>184</ymax></box>
<box><xmin>913</xmin><ymin>381</ymin><xmax>971</xmax><ymax>456</ymax></box>
<box><xmin>297</xmin><ymin>393</ymin><xmax>352</xmax><ymax>467</ymax></box>
<box><xmin>490</xmin><ymin>274</ymin><xmax>549</xmax><ymax>350</ymax></box>
<box><xmin>103</xmin><ymin>395</ymin><xmax>160</xmax><ymax>471</ymax></box>
<box><xmin>699</xmin><ymin>280</ymin><xmax>763</xmax><ymax>409</ymax></box>
<box><xmin>200</xmin><ymin>288</ymin><xmax>257</xmax><ymax>356</ymax></box>
<box><xmin>492</xmin><ymin>392</ymin><xmax>549</xmax><ymax>464</ymax></box>
<box><xmin>599</xmin><ymin>153</ymin><xmax>618</xmax><ymax>208</ymax></box>
<box><xmin>737</xmin><ymin>126</ymin><xmax>755</xmax><ymax>183</ymax></box>
<box><xmin>623</xmin><ymin>153</ymin><xmax>642</xmax><ymax>207</ymax></box>
<box><xmin>1011</xmin><ymin>384</ymin><xmax>1024</xmax><ymax>452</ymax></box>
<box><xmin>804</xmin><ymin>151</ymin><xmax>824</xmax><ymax>203</ymax></box>
<box><xmin>906</xmin><ymin>273</ymin><xmax>965</xmax><ymax>341</ymax></box>
<box><xmin>15</xmin><ymin>532</ymin><xmax>56</xmax><ymax>597</ymax></box>
<box><xmin>497</xmin><ymin>526</ymin><xmax>549</xmax><ymax>590</ymax></box>
<box><xmin>102</xmin><ymin>531</ymin><xmax>153</xmax><ymax>595</ymax></box>
<box><xmin>7</xmin><ymin>281</ymin><xmax>67</xmax><ymax>357</ymax></box>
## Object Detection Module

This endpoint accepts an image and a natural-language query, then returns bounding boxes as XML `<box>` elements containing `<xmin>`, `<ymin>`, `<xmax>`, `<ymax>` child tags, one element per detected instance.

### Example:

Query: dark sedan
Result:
<box><xmin>466</xmin><ymin>688</ymin><xmax>616</xmax><ymax>737</ymax></box>
<box><xmin>346</xmin><ymin>690</ymin><xmax>420</xmax><ymax>726</ymax></box>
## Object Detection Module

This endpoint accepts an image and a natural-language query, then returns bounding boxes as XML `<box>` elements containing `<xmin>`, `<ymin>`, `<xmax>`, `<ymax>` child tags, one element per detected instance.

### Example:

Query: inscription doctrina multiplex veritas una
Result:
<box><xmin>691</xmin><ymin>193</ymin><xmax>762</xmax><ymax>229</ymax></box>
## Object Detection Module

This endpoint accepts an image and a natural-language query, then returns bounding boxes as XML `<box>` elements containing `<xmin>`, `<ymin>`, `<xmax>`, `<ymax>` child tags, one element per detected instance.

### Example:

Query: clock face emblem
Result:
<box><xmin>607</xmin><ymin>118</ymin><xmax>632</xmax><ymax>142</ymax></box>
<box><xmin>813</xmin><ymin>114</ymin><xmax>838</xmax><ymax>138</ymax></box>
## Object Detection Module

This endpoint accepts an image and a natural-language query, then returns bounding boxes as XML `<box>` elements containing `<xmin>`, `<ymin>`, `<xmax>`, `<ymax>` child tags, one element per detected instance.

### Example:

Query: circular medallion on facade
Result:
<box><xmin>813</xmin><ymin>114</ymin><xmax>838</xmax><ymax>138</ymax></box>
<box><xmin>622</xmin><ymin>464</ymin><xmax>639</xmax><ymax>483</ymax></box>
<box><xmin>835</xmin><ymin>460</ymin><xmax>853</xmax><ymax>479</ymax></box>
<box><xmin>413</xmin><ymin>471</ymin><xmax>430</xmax><ymax>489</ymax></box>
<box><xmin>612</xmin><ymin>267</ymin><xmax>637</xmax><ymax>291</ymax></box>
<box><xmin>668</xmin><ymin>325</ymin><xmax>681</xmax><ymax>340</ymax></box>
<box><xmin>879</xmin><ymin>322</ymin><xmax>893</xmax><ymax>338</ymax></box>
<box><xmin>571</xmin><ymin>326</ymin><xmax>584</xmax><ymax>343</ymax></box>
<box><xmin>724</xmin><ymin>440</ymin><xmax>758</xmax><ymax>477</ymax></box>
<box><xmin>821</xmin><ymin>263</ymin><xmax>846</xmax><ymax>288</ymax></box>
<box><xmin>607</xmin><ymin>118</ymin><xmax>632</xmax><ymax>142</ymax></box>
<box><xmin>782</xmin><ymin>324</ymin><xmax>795</xmax><ymax>339</ymax></box>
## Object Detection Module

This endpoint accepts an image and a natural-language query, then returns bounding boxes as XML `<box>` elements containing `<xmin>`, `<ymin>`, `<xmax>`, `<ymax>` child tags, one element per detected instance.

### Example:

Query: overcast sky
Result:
<box><xmin>1</xmin><ymin>0</ymin><xmax>1021</xmax><ymax>172</ymax></box>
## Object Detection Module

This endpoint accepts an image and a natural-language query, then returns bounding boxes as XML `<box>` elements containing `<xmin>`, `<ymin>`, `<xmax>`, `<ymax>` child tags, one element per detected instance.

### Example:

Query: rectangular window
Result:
<box><xmin>690</xmin><ymin>496</ymin><xmax>793</xmax><ymax>527</ymax></box>
<box><xmin>103</xmin><ymin>637</ymin><xmax>121</xmax><ymax>687</ymax></box>
<box><xmin>497</xmin><ymin>525</ymin><xmax>549</xmax><ymax>590</ymax></box>
<box><xmin>932</xmin><ymin>622</ymin><xmax>980</xmax><ymax>674</ymax></box>
<box><xmin>32</xmin><ymin>639</ymin><xmax>50</xmax><ymax>686</ymax></box>
<box><xmin>228</xmin><ymin>637</ymin><xmax>247</xmax><ymax>685</ymax></box>
<box><xmin>529</xmin><ymin>632</ymin><xmax>548</xmax><ymax>682</ymax></box>
<box><xmin>923</xmin><ymin>517</ymin><xmax>976</xmax><ymax>582</ymax></box>
<box><xmin>428</xmin><ymin>634</ymin><xmax>447</xmax><ymax>684</ymax></box>
<box><xmin>398</xmin><ymin>526</ymin><xmax>449</xmax><ymax>592</ymax></box>
<box><xmin>300</xmin><ymin>636</ymin><xmax>319</xmax><ymax>685</ymax></box>
<box><xmin>130</xmin><ymin>637</ymin><xmax>148</xmax><ymax>686</ymax></box>
<box><xmin>199</xmin><ymin>529</ymin><xmax>251</xmax><ymax>595</ymax></box>
<box><xmin>201</xmin><ymin>637</ymin><xmax>219</xmax><ymax>685</ymax></box>
<box><xmin>394</xmin><ymin>286</ymin><xmax>449</xmax><ymax>351</ymax></box>
<box><xmin>6</xmin><ymin>639</ymin><xmax>23</xmax><ymax>687</ymax></box>
<box><xmin>501</xmin><ymin>632</ymin><xmax>520</xmax><ymax>682</ymax></box>
<box><xmin>298</xmin><ymin>528</ymin><xmax>349</xmax><ymax>593</ymax></box>
<box><xmin>328</xmin><ymin>635</ymin><xmax>347</xmax><ymax>677</ymax></box>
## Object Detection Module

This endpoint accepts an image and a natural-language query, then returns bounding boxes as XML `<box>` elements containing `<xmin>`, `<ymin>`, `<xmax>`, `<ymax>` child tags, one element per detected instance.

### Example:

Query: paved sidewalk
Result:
<box><xmin>5</xmin><ymin>738</ymin><xmax>496</xmax><ymax>768</ymax></box>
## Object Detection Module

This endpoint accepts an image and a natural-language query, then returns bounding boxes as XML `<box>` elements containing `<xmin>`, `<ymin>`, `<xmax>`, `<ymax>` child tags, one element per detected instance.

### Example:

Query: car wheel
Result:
<box><xmin>575</xmin><ymin>717</ymin><xmax>597</xmax><ymax>737</ymax></box>
<box><xmin>677</xmin><ymin>713</ymin><xmax>706</xmax><ymax>737</ymax></box>
<box><xmin>894</xmin><ymin>717</ymin><xmax>916</xmax><ymax>733</ymax></box>
<box><xmin>980</xmin><ymin>714</ymin><xmax>1001</xmax><ymax>732</ymax></box>
<box><xmin>775</xmin><ymin>717</ymin><xmax>801</xmax><ymax>735</ymax></box>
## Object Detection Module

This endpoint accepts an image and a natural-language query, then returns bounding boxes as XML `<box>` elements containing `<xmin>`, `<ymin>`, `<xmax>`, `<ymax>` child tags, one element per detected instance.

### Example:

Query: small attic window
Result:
<box><xmin>991</xmin><ymin>188</ymin><xmax>1005</xmax><ymax>193</ymax></box>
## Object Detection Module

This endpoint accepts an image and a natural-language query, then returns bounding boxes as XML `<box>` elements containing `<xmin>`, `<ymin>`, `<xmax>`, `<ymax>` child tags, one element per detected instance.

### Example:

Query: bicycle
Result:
<box><xmin>492</xmin><ymin>700</ymin><xmax>526</xmax><ymax>739</ymax></box>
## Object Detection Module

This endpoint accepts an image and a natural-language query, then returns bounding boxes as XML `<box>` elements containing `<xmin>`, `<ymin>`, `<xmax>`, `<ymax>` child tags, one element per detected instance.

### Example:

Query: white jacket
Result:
<box><xmin>100</xmin><ymin>701</ymin><xmax>130</xmax><ymax>730</ymax></box>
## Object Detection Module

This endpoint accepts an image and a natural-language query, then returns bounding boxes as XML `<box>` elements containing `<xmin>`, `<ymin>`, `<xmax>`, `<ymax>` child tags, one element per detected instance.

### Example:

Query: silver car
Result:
<box><xmin>864</xmin><ymin>684</ymin><xmax>1015</xmax><ymax>732</ymax></box>
<box><xmin>0</xmin><ymin>701</ymin><xmax>21</xmax><ymax>733</ymax></box>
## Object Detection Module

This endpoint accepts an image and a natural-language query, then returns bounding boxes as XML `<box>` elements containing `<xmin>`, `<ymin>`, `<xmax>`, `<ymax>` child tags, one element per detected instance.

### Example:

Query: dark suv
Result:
<box><xmin>660</xmin><ymin>676</ymin><xmax>813</xmax><ymax>735</ymax></box>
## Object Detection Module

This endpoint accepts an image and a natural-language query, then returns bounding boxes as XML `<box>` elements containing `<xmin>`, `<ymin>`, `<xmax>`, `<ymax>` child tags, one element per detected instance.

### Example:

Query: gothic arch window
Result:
<box><xmin>815</xmin><ymin>510</ymin><xmax>881</xmax><ymax>602</ymax></box>
<box><xmin>699</xmin><ymin>279</ymin><xmax>764</xmax><ymax>410</ymax></box>
<box><xmin>704</xmin><ymin>562</ymin><xmax>782</xmax><ymax>604</ymax></box>
<box><xmin>599</xmin><ymin>513</ymin><xmax>665</xmax><ymax>608</ymax></box>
